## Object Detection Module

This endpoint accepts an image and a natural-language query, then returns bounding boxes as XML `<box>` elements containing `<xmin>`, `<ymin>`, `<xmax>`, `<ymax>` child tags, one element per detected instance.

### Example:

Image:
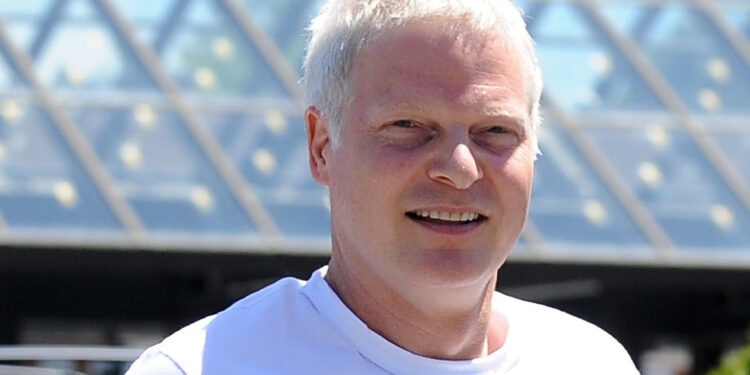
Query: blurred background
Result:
<box><xmin>0</xmin><ymin>0</ymin><xmax>749</xmax><ymax>374</ymax></box>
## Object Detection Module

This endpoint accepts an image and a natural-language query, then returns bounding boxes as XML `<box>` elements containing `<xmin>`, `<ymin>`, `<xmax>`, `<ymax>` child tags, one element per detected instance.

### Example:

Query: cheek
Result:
<box><xmin>486</xmin><ymin>140</ymin><xmax>534</xmax><ymax>175</ymax></box>
<box><xmin>327</xmin><ymin>144</ymin><xmax>402</xmax><ymax>212</ymax></box>
<box><xmin>503</xmin><ymin>141</ymin><xmax>535</xmax><ymax>185</ymax></box>
<box><xmin>347</xmin><ymin>138</ymin><xmax>428</xmax><ymax>183</ymax></box>
<box><xmin>485</xmin><ymin>153</ymin><xmax>535</xmax><ymax>207</ymax></box>
<box><xmin>507</xmin><ymin>157</ymin><xmax>534</xmax><ymax>189</ymax></box>
<box><xmin>378</xmin><ymin>148</ymin><xmax>425</xmax><ymax>174</ymax></box>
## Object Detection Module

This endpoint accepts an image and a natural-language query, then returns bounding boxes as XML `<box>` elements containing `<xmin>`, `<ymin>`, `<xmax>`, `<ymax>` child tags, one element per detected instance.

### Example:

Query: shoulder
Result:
<box><xmin>498</xmin><ymin>293</ymin><xmax>613</xmax><ymax>337</ymax></box>
<box><xmin>496</xmin><ymin>293</ymin><xmax>639</xmax><ymax>374</ymax></box>
<box><xmin>127</xmin><ymin>276</ymin><xmax>310</xmax><ymax>375</ymax></box>
<box><xmin>126</xmin><ymin>347</ymin><xmax>186</xmax><ymax>375</ymax></box>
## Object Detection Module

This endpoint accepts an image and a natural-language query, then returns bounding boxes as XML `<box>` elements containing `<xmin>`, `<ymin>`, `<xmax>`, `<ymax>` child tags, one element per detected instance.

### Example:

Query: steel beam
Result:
<box><xmin>542</xmin><ymin>96</ymin><xmax>676</xmax><ymax>256</ymax></box>
<box><xmin>581</xmin><ymin>0</ymin><xmax>750</xmax><ymax>218</ymax></box>
<box><xmin>29</xmin><ymin>0</ymin><xmax>67</xmax><ymax>58</ymax></box>
<box><xmin>0</xmin><ymin>17</ymin><xmax>145</xmax><ymax>236</ymax></box>
<box><xmin>152</xmin><ymin>0</ymin><xmax>192</xmax><ymax>54</ymax></box>
<box><xmin>631</xmin><ymin>5</ymin><xmax>661</xmax><ymax>44</ymax></box>
<box><xmin>524</xmin><ymin>3</ymin><xmax>672</xmax><ymax>253</ymax></box>
<box><xmin>693</xmin><ymin>0</ymin><xmax>750</xmax><ymax>92</ymax></box>
<box><xmin>0</xmin><ymin>209</ymin><xmax>8</xmax><ymax>233</ymax></box>
<box><xmin>519</xmin><ymin>220</ymin><xmax>547</xmax><ymax>257</ymax></box>
<box><xmin>94</xmin><ymin>0</ymin><xmax>281</xmax><ymax>240</ymax></box>
<box><xmin>216</xmin><ymin>0</ymin><xmax>305</xmax><ymax>107</ymax></box>
<box><xmin>0</xmin><ymin>345</ymin><xmax>142</xmax><ymax>361</ymax></box>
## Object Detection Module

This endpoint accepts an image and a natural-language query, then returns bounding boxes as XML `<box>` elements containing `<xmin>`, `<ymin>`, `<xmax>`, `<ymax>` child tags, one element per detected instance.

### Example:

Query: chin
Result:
<box><xmin>403</xmin><ymin>248</ymin><xmax>504</xmax><ymax>290</ymax></box>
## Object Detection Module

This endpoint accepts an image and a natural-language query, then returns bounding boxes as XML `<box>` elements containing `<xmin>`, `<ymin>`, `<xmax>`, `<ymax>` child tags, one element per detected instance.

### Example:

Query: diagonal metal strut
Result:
<box><xmin>580</xmin><ymin>0</ymin><xmax>750</xmax><ymax>219</ymax></box>
<box><xmin>94</xmin><ymin>0</ymin><xmax>282</xmax><ymax>240</ymax></box>
<box><xmin>0</xmin><ymin>16</ymin><xmax>145</xmax><ymax>237</ymax></box>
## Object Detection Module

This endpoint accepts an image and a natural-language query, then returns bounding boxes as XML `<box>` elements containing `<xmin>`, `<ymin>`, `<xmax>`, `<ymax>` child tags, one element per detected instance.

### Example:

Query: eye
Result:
<box><xmin>392</xmin><ymin>120</ymin><xmax>417</xmax><ymax>128</ymax></box>
<box><xmin>473</xmin><ymin>125</ymin><xmax>520</xmax><ymax>152</ymax></box>
<box><xmin>486</xmin><ymin>126</ymin><xmax>509</xmax><ymax>134</ymax></box>
<box><xmin>378</xmin><ymin>119</ymin><xmax>434</xmax><ymax>148</ymax></box>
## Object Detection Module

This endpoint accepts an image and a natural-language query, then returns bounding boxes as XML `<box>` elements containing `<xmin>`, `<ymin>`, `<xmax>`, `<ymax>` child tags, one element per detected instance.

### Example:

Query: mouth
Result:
<box><xmin>405</xmin><ymin>210</ymin><xmax>487</xmax><ymax>226</ymax></box>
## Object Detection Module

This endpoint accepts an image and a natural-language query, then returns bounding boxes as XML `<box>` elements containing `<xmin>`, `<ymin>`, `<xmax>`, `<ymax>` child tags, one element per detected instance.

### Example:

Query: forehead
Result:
<box><xmin>350</xmin><ymin>22</ymin><xmax>528</xmax><ymax>122</ymax></box>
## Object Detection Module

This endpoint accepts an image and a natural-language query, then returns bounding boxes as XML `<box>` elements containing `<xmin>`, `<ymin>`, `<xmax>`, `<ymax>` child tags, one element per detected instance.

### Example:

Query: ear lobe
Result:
<box><xmin>306</xmin><ymin>106</ymin><xmax>331</xmax><ymax>185</ymax></box>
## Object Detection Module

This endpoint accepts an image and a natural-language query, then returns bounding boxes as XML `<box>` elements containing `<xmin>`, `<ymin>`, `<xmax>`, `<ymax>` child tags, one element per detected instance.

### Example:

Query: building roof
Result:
<box><xmin>0</xmin><ymin>0</ymin><xmax>748</xmax><ymax>267</ymax></box>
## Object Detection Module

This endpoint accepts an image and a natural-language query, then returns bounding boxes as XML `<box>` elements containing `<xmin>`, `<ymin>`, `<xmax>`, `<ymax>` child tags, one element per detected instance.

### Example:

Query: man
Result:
<box><xmin>127</xmin><ymin>1</ymin><xmax>639</xmax><ymax>374</ymax></box>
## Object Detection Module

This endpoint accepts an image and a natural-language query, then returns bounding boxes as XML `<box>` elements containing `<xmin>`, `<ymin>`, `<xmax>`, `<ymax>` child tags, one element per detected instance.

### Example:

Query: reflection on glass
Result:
<box><xmin>111</xmin><ymin>0</ymin><xmax>176</xmax><ymax>24</ymax></box>
<box><xmin>529</xmin><ymin>2</ymin><xmax>662</xmax><ymax>112</ymax></box>
<box><xmin>0</xmin><ymin>0</ymin><xmax>54</xmax><ymax>49</ymax></box>
<box><xmin>530</xmin><ymin>122</ymin><xmax>649</xmax><ymax>249</ymax></box>
<box><xmin>201</xmin><ymin>112</ymin><xmax>330</xmax><ymax>238</ymax></box>
<box><xmin>721</xmin><ymin>4</ymin><xmax>750</xmax><ymax>39</ymax></box>
<box><xmin>606</xmin><ymin>4</ymin><xmax>750</xmax><ymax>114</ymax></box>
<box><xmin>32</xmin><ymin>0</ymin><xmax>156</xmax><ymax>92</ymax></box>
<box><xmin>153</xmin><ymin>0</ymin><xmax>291</xmax><ymax>97</ymax></box>
<box><xmin>0</xmin><ymin>54</ymin><xmax>25</xmax><ymax>92</ymax></box>
<box><xmin>241</xmin><ymin>0</ymin><xmax>326</xmax><ymax>72</ymax></box>
<box><xmin>0</xmin><ymin>0</ymin><xmax>746</xmax><ymax>254</ymax></box>
<box><xmin>712</xmin><ymin>133</ymin><xmax>750</xmax><ymax>191</ymax></box>
<box><xmin>586</xmin><ymin>124</ymin><xmax>750</xmax><ymax>249</ymax></box>
<box><xmin>0</xmin><ymin>106</ymin><xmax>121</xmax><ymax>231</ymax></box>
<box><xmin>71</xmin><ymin>107</ymin><xmax>258</xmax><ymax>235</ymax></box>
<box><xmin>600</xmin><ymin>2</ymin><xmax>643</xmax><ymax>34</ymax></box>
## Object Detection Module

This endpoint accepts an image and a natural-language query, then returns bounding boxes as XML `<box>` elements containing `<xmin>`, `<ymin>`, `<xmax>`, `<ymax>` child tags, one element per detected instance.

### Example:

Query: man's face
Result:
<box><xmin>310</xmin><ymin>22</ymin><xmax>535</xmax><ymax>295</ymax></box>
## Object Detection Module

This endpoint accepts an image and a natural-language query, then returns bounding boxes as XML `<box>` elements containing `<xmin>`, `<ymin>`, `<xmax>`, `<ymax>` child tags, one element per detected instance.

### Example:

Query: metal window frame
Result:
<box><xmin>94</xmin><ymin>0</ymin><xmax>282</xmax><ymax>240</ymax></box>
<box><xmin>524</xmin><ymin>0</ymin><xmax>675</xmax><ymax>255</ymax></box>
<box><xmin>0</xmin><ymin>15</ymin><xmax>145</xmax><ymax>237</ymax></box>
<box><xmin>217</xmin><ymin>0</ymin><xmax>305</xmax><ymax>108</ymax></box>
<box><xmin>579</xmin><ymin>0</ymin><xmax>750</xmax><ymax>215</ymax></box>
<box><xmin>29</xmin><ymin>0</ymin><xmax>68</xmax><ymax>59</ymax></box>
<box><xmin>0</xmin><ymin>0</ymin><xmax>747</xmax><ymax>260</ymax></box>
<box><xmin>542</xmin><ymin>96</ymin><xmax>676</xmax><ymax>256</ymax></box>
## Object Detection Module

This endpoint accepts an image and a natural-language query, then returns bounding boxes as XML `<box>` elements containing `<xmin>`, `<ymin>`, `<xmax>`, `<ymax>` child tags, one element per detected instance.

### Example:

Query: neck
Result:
<box><xmin>325</xmin><ymin>251</ymin><xmax>508</xmax><ymax>360</ymax></box>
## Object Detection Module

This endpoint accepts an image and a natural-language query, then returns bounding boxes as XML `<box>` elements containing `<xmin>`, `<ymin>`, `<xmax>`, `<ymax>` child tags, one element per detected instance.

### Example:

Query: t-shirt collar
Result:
<box><xmin>301</xmin><ymin>266</ymin><xmax>521</xmax><ymax>375</ymax></box>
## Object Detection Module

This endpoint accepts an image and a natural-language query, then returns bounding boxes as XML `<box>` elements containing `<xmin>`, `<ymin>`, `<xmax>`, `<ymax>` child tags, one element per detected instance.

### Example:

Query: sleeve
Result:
<box><xmin>609</xmin><ymin>343</ymin><xmax>641</xmax><ymax>375</ymax></box>
<box><xmin>586</xmin><ymin>330</ymin><xmax>641</xmax><ymax>375</ymax></box>
<box><xmin>125</xmin><ymin>348</ymin><xmax>187</xmax><ymax>375</ymax></box>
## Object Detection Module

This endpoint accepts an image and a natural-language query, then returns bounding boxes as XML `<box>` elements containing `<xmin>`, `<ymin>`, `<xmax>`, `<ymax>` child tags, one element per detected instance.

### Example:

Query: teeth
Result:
<box><xmin>413</xmin><ymin>210</ymin><xmax>480</xmax><ymax>222</ymax></box>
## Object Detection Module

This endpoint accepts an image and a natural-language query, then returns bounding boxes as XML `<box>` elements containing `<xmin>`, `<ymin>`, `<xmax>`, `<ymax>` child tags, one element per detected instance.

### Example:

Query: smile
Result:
<box><xmin>406</xmin><ymin>210</ymin><xmax>486</xmax><ymax>224</ymax></box>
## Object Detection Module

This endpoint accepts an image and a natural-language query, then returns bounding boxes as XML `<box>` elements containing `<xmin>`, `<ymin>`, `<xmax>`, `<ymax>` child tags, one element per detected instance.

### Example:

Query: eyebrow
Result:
<box><xmin>367</xmin><ymin>100</ymin><xmax>528</xmax><ymax>131</ymax></box>
<box><xmin>366</xmin><ymin>101</ymin><xmax>430</xmax><ymax>118</ymax></box>
<box><xmin>488</xmin><ymin>107</ymin><xmax>528</xmax><ymax>128</ymax></box>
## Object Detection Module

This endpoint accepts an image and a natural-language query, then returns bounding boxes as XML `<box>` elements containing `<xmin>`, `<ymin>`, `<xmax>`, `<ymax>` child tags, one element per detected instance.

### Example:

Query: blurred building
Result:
<box><xmin>0</xmin><ymin>0</ymin><xmax>749</xmax><ymax>373</ymax></box>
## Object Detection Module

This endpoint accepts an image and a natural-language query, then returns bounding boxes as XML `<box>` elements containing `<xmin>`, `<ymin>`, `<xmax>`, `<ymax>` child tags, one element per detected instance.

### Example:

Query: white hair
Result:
<box><xmin>302</xmin><ymin>0</ymin><xmax>543</xmax><ymax>153</ymax></box>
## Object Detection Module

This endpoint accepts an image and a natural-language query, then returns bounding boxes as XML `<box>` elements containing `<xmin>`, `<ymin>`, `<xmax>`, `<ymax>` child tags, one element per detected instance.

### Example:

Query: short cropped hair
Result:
<box><xmin>303</xmin><ymin>0</ymin><xmax>543</xmax><ymax>153</ymax></box>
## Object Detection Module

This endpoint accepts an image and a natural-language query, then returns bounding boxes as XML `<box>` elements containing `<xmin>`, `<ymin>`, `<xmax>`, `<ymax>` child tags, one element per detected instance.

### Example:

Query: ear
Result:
<box><xmin>306</xmin><ymin>106</ymin><xmax>331</xmax><ymax>185</ymax></box>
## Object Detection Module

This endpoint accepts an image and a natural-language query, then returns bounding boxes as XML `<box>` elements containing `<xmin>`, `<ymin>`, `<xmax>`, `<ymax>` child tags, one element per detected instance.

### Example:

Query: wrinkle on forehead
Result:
<box><xmin>356</xmin><ymin>23</ymin><xmax>524</xmax><ymax>90</ymax></box>
<box><xmin>348</xmin><ymin>20</ymin><xmax>530</xmax><ymax>130</ymax></box>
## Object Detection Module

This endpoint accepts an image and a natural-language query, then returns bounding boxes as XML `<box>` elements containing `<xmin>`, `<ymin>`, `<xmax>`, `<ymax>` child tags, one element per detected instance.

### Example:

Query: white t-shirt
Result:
<box><xmin>126</xmin><ymin>267</ymin><xmax>639</xmax><ymax>374</ymax></box>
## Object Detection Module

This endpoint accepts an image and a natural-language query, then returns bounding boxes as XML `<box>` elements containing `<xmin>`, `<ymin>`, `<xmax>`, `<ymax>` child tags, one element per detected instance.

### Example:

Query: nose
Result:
<box><xmin>427</xmin><ymin>141</ymin><xmax>483</xmax><ymax>190</ymax></box>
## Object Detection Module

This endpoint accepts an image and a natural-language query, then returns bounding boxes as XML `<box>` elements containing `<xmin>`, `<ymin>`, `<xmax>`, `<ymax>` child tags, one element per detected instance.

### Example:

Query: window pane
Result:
<box><xmin>32</xmin><ymin>0</ymin><xmax>157</xmax><ymax>92</ymax></box>
<box><xmin>605</xmin><ymin>3</ymin><xmax>750</xmax><ymax>114</ymax></box>
<box><xmin>586</xmin><ymin>120</ymin><xmax>750</xmax><ymax>249</ymax></box>
<box><xmin>127</xmin><ymin>0</ymin><xmax>294</xmax><ymax>98</ymax></box>
<box><xmin>201</xmin><ymin>111</ymin><xmax>330</xmax><ymax>238</ymax></box>
<box><xmin>71</xmin><ymin>106</ymin><xmax>258</xmax><ymax>235</ymax></box>
<box><xmin>0</xmin><ymin>104</ymin><xmax>122</xmax><ymax>233</ymax></box>
<box><xmin>531</xmin><ymin>120</ymin><xmax>650</xmax><ymax>250</ymax></box>
<box><xmin>241</xmin><ymin>0</ymin><xmax>325</xmax><ymax>74</ymax></box>
<box><xmin>529</xmin><ymin>2</ymin><xmax>663</xmax><ymax>112</ymax></box>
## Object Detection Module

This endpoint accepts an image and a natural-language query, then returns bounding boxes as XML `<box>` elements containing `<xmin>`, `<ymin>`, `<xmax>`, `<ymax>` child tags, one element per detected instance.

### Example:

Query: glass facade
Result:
<box><xmin>0</xmin><ymin>0</ymin><xmax>748</xmax><ymax>261</ymax></box>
